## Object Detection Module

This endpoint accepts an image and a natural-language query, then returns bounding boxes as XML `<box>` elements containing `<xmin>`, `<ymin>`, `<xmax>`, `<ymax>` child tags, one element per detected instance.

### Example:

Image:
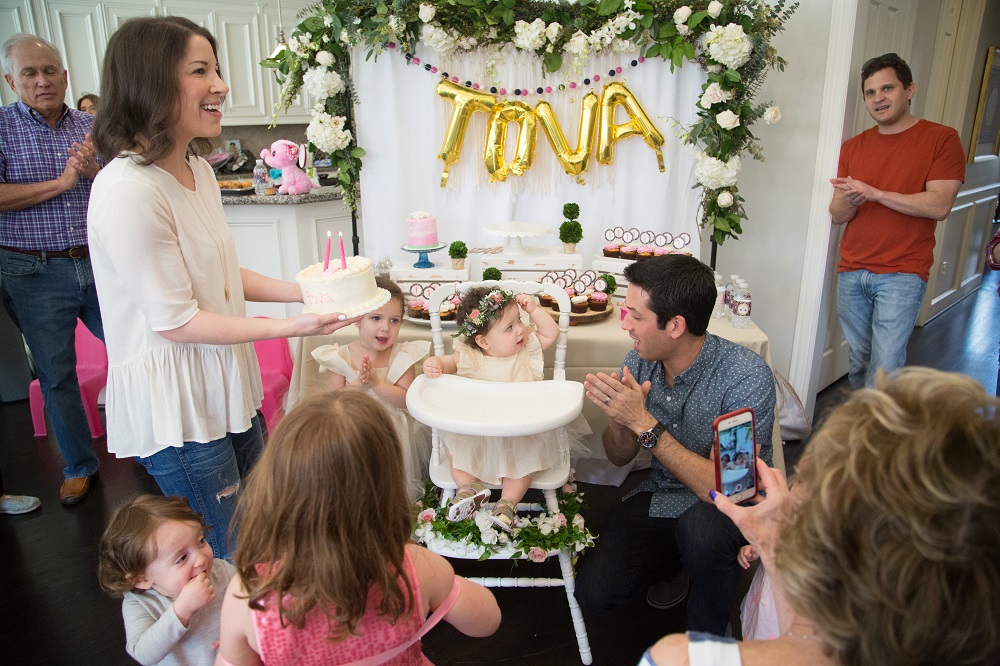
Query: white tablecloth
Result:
<box><xmin>289</xmin><ymin>310</ymin><xmax>783</xmax><ymax>483</ymax></box>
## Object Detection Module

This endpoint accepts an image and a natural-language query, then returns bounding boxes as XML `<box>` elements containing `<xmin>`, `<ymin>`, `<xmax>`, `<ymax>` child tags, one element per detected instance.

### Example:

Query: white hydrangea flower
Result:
<box><xmin>699</xmin><ymin>82</ymin><xmax>734</xmax><ymax>108</ymax></box>
<box><xmin>418</xmin><ymin>3</ymin><xmax>436</xmax><ymax>23</ymax></box>
<box><xmin>763</xmin><ymin>105</ymin><xmax>782</xmax><ymax>125</ymax></box>
<box><xmin>717</xmin><ymin>191</ymin><xmax>734</xmax><ymax>207</ymax></box>
<box><xmin>513</xmin><ymin>18</ymin><xmax>547</xmax><ymax>51</ymax></box>
<box><xmin>546</xmin><ymin>22</ymin><xmax>562</xmax><ymax>43</ymax></box>
<box><xmin>703</xmin><ymin>23</ymin><xmax>753</xmax><ymax>69</ymax></box>
<box><xmin>716</xmin><ymin>109</ymin><xmax>740</xmax><ymax>129</ymax></box>
<box><xmin>420</xmin><ymin>23</ymin><xmax>457</xmax><ymax>56</ymax></box>
<box><xmin>707</xmin><ymin>0</ymin><xmax>724</xmax><ymax>19</ymax></box>
<box><xmin>693</xmin><ymin>150</ymin><xmax>742</xmax><ymax>189</ymax></box>
<box><xmin>306</xmin><ymin>112</ymin><xmax>352</xmax><ymax>153</ymax></box>
<box><xmin>303</xmin><ymin>67</ymin><xmax>344</xmax><ymax>99</ymax></box>
<box><xmin>315</xmin><ymin>50</ymin><xmax>334</xmax><ymax>67</ymax></box>
<box><xmin>673</xmin><ymin>6</ymin><xmax>693</xmax><ymax>24</ymax></box>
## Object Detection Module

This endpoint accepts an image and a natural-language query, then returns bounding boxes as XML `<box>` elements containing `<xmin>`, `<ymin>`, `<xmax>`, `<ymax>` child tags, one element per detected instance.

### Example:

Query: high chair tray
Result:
<box><xmin>407</xmin><ymin>375</ymin><xmax>583</xmax><ymax>437</ymax></box>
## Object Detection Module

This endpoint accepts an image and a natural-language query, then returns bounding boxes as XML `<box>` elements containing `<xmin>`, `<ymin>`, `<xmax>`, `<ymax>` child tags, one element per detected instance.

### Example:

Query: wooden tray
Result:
<box><xmin>543</xmin><ymin>303</ymin><xmax>614</xmax><ymax>326</ymax></box>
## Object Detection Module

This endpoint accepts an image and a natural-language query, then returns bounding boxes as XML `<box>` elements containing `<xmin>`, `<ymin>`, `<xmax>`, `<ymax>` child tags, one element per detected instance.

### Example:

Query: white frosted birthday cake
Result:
<box><xmin>296</xmin><ymin>256</ymin><xmax>388</xmax><ymax>316</ymax></box>
<box><xmin>406</xmin><ymin>211</ymin><xmax>438</xmax><ymax>248</ymax></box>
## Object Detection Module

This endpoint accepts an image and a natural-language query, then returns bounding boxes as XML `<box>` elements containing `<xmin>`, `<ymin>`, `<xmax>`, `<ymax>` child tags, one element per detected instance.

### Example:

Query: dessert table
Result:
<box><xmin>288</xmin><ymin>312</ymin><xmax>784</xmax><ymax>482</ymax></box>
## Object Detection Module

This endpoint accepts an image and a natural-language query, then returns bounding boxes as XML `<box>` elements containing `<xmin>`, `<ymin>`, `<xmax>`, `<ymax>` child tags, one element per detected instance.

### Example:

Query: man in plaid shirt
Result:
<box><xmin>1</xmin><ymin>33</ymin><xmax>103</xmax><ymax>505</ymax></box>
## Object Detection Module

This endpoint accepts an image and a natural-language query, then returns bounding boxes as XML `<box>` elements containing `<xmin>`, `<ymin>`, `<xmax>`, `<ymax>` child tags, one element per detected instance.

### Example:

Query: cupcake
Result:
<box><xmin>564</xmin><ymin>287</ymin><xmax>576</xmax><ymax>299</ymax></box>
<box><xmin>407</xmin><ymin>298</ymin><xmax>426</xmax><ymax>318</ymax></box>
<box><xmin>603</xmin><ymin>243</ymin><xmax>621</xmax><ymax>258</ymax></box>
<box><xmin>439</xmin><ymin>302</ymin><xmax>456</xmax><ymax>321</ymax></box>
<box><xmin>538</xmin><ymin>291</ymin><xmax>554</xmax><ymax>308</ymax></box>
<box><xmin>589</xmin><ymin>292</ymin><xmax>609</xmax><ymax>312</ymax></box>
<box><xmin>653</xmin><ymin>247</ymin><xmax>670</xmax><ymax>257</ymax></box>
<box><xmin>620</xmin><ymin>245</ymin><xmax>637</xmax><ymax>260</ymax></box>
<box><xmin>637</xmin><ymin>245</ymin><xmax>653</xmax><ymax>260</ymax></box>
<box><xmin>571</xmin><ymin>295</ymin><xmax>590</xmax><ymax>314</ymax></box>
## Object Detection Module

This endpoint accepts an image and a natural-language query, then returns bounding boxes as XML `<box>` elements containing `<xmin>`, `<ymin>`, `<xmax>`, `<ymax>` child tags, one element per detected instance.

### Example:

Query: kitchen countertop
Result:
<box><xmin>221</xmin><ymin>185</ymin><xmax>343</xmax><ymax>205</ymax></box>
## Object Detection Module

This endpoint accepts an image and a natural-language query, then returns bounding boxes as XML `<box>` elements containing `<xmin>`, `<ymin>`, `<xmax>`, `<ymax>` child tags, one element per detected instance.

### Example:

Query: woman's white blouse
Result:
<box><xmin>88</xmin><ymin>155</ymin><xmax>263</xmax><ymax>458</ymax></box>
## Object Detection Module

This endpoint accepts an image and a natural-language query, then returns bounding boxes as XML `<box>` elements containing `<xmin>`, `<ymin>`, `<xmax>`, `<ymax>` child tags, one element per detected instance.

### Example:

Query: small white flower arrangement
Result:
<box><xmin>413</xmin><ymin>480</ymin><xmax>596</xmax><ymax>561</ymax></box>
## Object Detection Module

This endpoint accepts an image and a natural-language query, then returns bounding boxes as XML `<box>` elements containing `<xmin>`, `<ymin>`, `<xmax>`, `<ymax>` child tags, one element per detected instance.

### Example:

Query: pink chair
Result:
<box><xmin>252</xmin><ymin>320</ymin><xmax>293</xmax><ymax>431</ymax></box>
<box><xmin>29</xmin><ymin>320</ymin><xmax>108</xmax><ymax>439</ymax></box>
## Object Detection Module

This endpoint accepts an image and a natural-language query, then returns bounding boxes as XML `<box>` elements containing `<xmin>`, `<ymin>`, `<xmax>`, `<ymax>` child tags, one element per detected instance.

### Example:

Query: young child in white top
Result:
<box><xmin>423</xmin><ymin>287</ymin><xmax>588</xmax><ymax>532</ymax></box>
<box><xmin>312</xmin><ymin>277</ymin><xmax>430</xmax><ymax>499</ymax></box>
<box><xmin>98</xmin><ymin>495</ymin><xmax>235</xmax><ymax>666</ymax></box>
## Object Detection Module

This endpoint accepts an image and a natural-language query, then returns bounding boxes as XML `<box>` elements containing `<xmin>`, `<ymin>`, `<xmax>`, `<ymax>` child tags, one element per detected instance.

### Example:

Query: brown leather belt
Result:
<box><xmin>0</xmin><ymin>244</ymin><xmax>89</xmax><ymax>259</ymax></box>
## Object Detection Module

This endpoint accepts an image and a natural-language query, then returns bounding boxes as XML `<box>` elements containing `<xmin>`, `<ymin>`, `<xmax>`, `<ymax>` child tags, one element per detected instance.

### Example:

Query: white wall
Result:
<box><xmin>701</xmin><ymin>1</ymin><xmax>839</xmax><ymax>383</ymax></box>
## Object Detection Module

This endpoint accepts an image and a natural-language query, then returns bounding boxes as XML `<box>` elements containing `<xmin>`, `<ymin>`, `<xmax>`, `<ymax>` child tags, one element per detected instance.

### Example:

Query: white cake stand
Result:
<box><xmin>483</xmin><ymin>221</ymin><xmax>549</xmax><ymax>256</ymax></box>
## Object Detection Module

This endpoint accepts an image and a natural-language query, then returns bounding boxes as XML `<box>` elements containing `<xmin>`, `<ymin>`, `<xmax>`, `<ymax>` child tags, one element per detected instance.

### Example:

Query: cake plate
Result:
<box><xmin>483</xmin><ymin>221</ymin><xmax>550</xmax><ymax>256</ymax></box>
<box><xmin>401</xmin><ymin>243</ymin><xmax>447</xmax><ymax>268</ymax></box>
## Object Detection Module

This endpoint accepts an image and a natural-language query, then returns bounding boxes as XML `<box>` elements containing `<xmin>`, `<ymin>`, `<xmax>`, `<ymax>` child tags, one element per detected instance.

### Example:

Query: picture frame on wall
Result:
<box><xmin>969</xmin><ymin>46</ymin><xmax>1000</xmax><ymax>163</ymax></box>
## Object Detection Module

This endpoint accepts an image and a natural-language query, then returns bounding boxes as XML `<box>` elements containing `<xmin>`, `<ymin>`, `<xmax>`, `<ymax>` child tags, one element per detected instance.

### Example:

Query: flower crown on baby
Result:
<box><xmin>453</xmin><ymin>289</ymin><xmax>515</xmax><ymax>339</ymax></box>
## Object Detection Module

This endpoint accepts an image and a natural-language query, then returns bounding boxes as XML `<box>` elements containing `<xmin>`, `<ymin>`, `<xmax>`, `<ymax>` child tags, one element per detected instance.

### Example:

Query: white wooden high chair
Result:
<box><xmin>406</xmin><ymin>279</ymin><xmax>592</xmax><ymax>664</ymax></box>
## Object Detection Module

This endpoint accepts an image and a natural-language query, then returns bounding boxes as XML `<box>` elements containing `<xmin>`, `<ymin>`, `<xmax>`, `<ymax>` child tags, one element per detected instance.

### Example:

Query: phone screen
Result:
<box><xmin>717</xmin><ymin>417</ymin><xmax>756</xmax><ymax>500</ymax></box>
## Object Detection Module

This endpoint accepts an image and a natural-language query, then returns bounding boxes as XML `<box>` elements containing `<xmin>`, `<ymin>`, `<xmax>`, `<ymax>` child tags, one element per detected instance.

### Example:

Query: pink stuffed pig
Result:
<box><xmin>260</xmin><ymin>140</ymin><xmax>318</xmax><ymax>195</ymax></box>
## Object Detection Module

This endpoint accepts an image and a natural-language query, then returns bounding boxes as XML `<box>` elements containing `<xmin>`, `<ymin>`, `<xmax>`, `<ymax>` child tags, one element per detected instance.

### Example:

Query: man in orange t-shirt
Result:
<box><xmin>829</xmin><ymin>53</ymin><xmax>965</xmax><ymax>389</ymax></box>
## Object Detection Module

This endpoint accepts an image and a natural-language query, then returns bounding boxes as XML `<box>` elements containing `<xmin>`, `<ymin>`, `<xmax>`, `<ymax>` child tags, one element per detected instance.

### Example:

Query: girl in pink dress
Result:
<box><xmin>216</xmin><ymin>391</ymin><xmax>501</xmax><ymax>665</ymax></box>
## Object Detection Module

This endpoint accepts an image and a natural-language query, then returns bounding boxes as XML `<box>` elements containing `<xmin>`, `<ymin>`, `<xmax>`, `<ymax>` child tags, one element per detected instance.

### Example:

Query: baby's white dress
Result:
<box><xmin>442</xmin><ymin>329</ymin><xmax>589</xmax><ymax>485</ymax></box>
<box><xmin>312</xmin><ymin>341</ymin><xmax>431</xmax><ymax>499</ymax></box>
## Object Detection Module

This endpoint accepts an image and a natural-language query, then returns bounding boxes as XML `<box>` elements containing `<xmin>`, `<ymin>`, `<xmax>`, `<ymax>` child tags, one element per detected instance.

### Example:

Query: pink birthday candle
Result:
<box><xmin>323</xmin><ymin>230</ymin><xmax>332</xmax><ymax>271</ymax></box>
<box><xmin>339</xmin><ymin>231</ymin><xmax>347</xmax><ymax>270</ymax></box>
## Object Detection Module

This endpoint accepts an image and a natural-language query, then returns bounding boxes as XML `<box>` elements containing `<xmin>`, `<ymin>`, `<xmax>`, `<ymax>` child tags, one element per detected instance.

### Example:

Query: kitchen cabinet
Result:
<box><xmin>0</xmin><ymin>0</ymin><xmax>310</xmax><ymax>125</ymax></box>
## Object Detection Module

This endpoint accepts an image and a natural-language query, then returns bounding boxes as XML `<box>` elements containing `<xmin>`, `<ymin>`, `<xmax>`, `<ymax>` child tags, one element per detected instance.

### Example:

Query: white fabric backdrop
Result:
<box><xmin>352</xmin><ymin>46</ymin><xmax>706</xmax><ymax>264</ymax></box>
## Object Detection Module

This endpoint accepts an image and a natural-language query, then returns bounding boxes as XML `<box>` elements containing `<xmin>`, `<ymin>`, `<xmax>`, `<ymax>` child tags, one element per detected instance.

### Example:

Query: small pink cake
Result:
<box><xmin>637</xmin><ymin>245</ymin><xmax>653</xmax><ymax>260</ymax></box>
<box><xmin>406</xmin><ymin>210</ymin><xmax>438</xmax><ymax>248</ymax></box>
<box><xmin>589</xmin><ymin>292</ymin><xmax>609</xmax><ymax>311</ymax></box>
<box><xmin>603</xmin><ymin>243</ymin><xmax>621</xmax><ymax>258</ymax></box>
<box><xmin>620</xmin><ymin>245</ymin><xmax>637</xmax><ymax>260</ymax></box>
<box><xmin>653</xmin><ymin>247</ymin><xmax>670</xmax><ymax>256</ymax></box>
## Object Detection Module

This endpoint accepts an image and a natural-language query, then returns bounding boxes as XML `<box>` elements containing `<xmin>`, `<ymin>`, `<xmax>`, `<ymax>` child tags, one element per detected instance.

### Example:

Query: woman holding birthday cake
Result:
<box><xmin>87</xmin><ymin>16</ymin><xmax>357</xmax><ymax>559</ymax></box>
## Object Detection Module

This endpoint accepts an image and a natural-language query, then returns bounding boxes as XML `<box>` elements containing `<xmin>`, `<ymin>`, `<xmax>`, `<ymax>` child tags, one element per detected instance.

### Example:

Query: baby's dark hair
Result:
<box><xmin>456</xmin><ymin>286</ymin><xmax>517</xmax><ymax>351</ymax></box>
<box><xmin>375</xmin><ymin>276</ymin><xmax>404</xmax><ymax>313</ymax></box>
<box><xmin>97</xmin><ymin>494</ymin><xmax>205</xmax><ymax>597</ymax></box>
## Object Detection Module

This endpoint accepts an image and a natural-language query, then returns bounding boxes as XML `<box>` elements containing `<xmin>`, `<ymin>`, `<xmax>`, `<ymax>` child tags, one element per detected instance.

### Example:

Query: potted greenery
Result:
<box><xmin>482</xmin><ymin>267</ymin><xmax>502</xmax><ymax>281</ymax></box>
<box><xmin>448</xmin><ymin>240</ymin><xmax>468</xmax><ymax>270</ymax></box>
<box><xmin>559</xmin><ymin>203</ymin><xmax>583</xmax><ymax>254</ymax></box>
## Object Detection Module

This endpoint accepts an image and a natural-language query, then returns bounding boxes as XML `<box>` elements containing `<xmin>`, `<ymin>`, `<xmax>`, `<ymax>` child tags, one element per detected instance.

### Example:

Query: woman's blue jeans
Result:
<box><xmin>135</xmin><ymin>416</ymin><xmax>263</xmax><ymax>560</ymax></box>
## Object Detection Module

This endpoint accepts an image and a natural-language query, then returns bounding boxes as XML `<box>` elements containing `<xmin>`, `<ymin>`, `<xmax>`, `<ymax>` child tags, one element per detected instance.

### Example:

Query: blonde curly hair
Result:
<box><xmin>777</xmin><ymin>368</ymin><xmax>1000</xmax><ymax>664</ymax></box>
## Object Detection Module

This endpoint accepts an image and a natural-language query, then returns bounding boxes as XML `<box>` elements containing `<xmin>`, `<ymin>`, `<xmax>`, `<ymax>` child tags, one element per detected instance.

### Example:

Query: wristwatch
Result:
<box><xmin>637</xmin><ymin>422</ymin><xmax>667</xmax><ymax>449</ymax></box>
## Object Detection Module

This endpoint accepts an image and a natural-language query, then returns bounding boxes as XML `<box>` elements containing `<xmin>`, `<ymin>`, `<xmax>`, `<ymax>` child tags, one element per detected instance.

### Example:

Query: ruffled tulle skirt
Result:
<box><xmin>441</xmin><ymin>413</ymin><xmax>591</xmax><ymax>485</ymax></box>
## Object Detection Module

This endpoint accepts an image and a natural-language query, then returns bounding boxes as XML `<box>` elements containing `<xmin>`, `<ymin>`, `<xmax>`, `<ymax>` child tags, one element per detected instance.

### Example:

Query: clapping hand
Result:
<box><xmin>423</xmin><ymin>357</ymin><xmax>443</xmax><ymax>378</ymax></box>
<box><xmin>357</xmin><ymin>354</ymin><xmax>374</xmax><ymax>386</ymax></box>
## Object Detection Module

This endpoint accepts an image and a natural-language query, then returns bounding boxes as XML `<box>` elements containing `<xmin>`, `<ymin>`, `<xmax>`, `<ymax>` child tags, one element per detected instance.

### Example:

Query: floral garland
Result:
<box><xmin>263</xmin><ymin>0</ymin><xmax>797</xmax><ymax>243</ymax></box>
<box><xmin>412</xmin><ymin>480</ymin><xmax>596</xmax><ymax>560</ymax></box>
<box><xmin>453</xmin><ymin>288</ymin><xmax>513</xmax><ymax>338</ymax></box>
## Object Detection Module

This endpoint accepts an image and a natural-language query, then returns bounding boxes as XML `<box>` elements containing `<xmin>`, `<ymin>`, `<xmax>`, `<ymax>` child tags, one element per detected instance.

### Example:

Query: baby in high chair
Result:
<box><xmin>312</xmin><ymin>277</ymin><xmax>430</xmax><ymax>500</ymax></box>
<box><xmin>422</xmin><ymin>287</ymin><xmax>589</xmax><ymax>532</ymax></box>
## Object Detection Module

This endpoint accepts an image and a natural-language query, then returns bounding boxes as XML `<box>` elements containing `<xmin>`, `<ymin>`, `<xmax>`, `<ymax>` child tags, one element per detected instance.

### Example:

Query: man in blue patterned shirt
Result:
<box><xmin>575</xmin><ymin>255</ymin><xmax>775</xmax><ymax>636</ymax></box>
<box><xmin>1</xmin><ymin>33</ymin><xmax>103</xmax><ymax>505</ymax></box>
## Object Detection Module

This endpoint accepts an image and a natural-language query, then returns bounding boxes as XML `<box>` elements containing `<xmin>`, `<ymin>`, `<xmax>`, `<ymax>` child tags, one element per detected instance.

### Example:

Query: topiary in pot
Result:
<box><xmin>449</xmin><ymin>240</ymin><xmax>468</xmax><ymax>270</ymax></box>
<box><xmin>560</xmin><ymin>203</ymin><xmax>583</xmax><ymax>253</ymax></box>
<box><xmin>482</xmin><ymin>267</ymin><xmax>502</xmax><ymax>281</ymax></box>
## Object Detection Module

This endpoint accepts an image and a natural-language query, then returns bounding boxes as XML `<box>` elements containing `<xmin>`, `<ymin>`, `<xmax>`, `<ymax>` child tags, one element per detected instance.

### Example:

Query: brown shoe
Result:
<box><xmin>59</xmin><ymin>475</ymin><xmax>92</xmax><ymax>505</ymax></box>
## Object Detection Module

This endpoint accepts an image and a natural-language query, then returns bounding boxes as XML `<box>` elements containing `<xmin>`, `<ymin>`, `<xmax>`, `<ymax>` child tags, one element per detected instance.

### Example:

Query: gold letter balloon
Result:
<box><xmin>536</xmin><ymin>92</ymin><xmax>599</xmax><ymax>184</ymax></box>
<box><xmin>436</xmin><ymin>80</ymin><xmax>495</xmax><ymax>186</ymax></box>
<box><xmin>596</xmin><ymin>82</ymin><xmax>665</xmax><ymax>171</ymax></box>
<box><xmin>484</xmin><ymin>101</ymin><xmax>537</xmax><ymax>182</ymax></box>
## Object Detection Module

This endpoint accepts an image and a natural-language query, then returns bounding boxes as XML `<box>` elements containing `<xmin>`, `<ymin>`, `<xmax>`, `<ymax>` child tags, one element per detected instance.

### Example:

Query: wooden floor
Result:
<box><xmin>1</xmin><ymin>266</ymin><xmax>995</xmax><ymax>665</ymax></box>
